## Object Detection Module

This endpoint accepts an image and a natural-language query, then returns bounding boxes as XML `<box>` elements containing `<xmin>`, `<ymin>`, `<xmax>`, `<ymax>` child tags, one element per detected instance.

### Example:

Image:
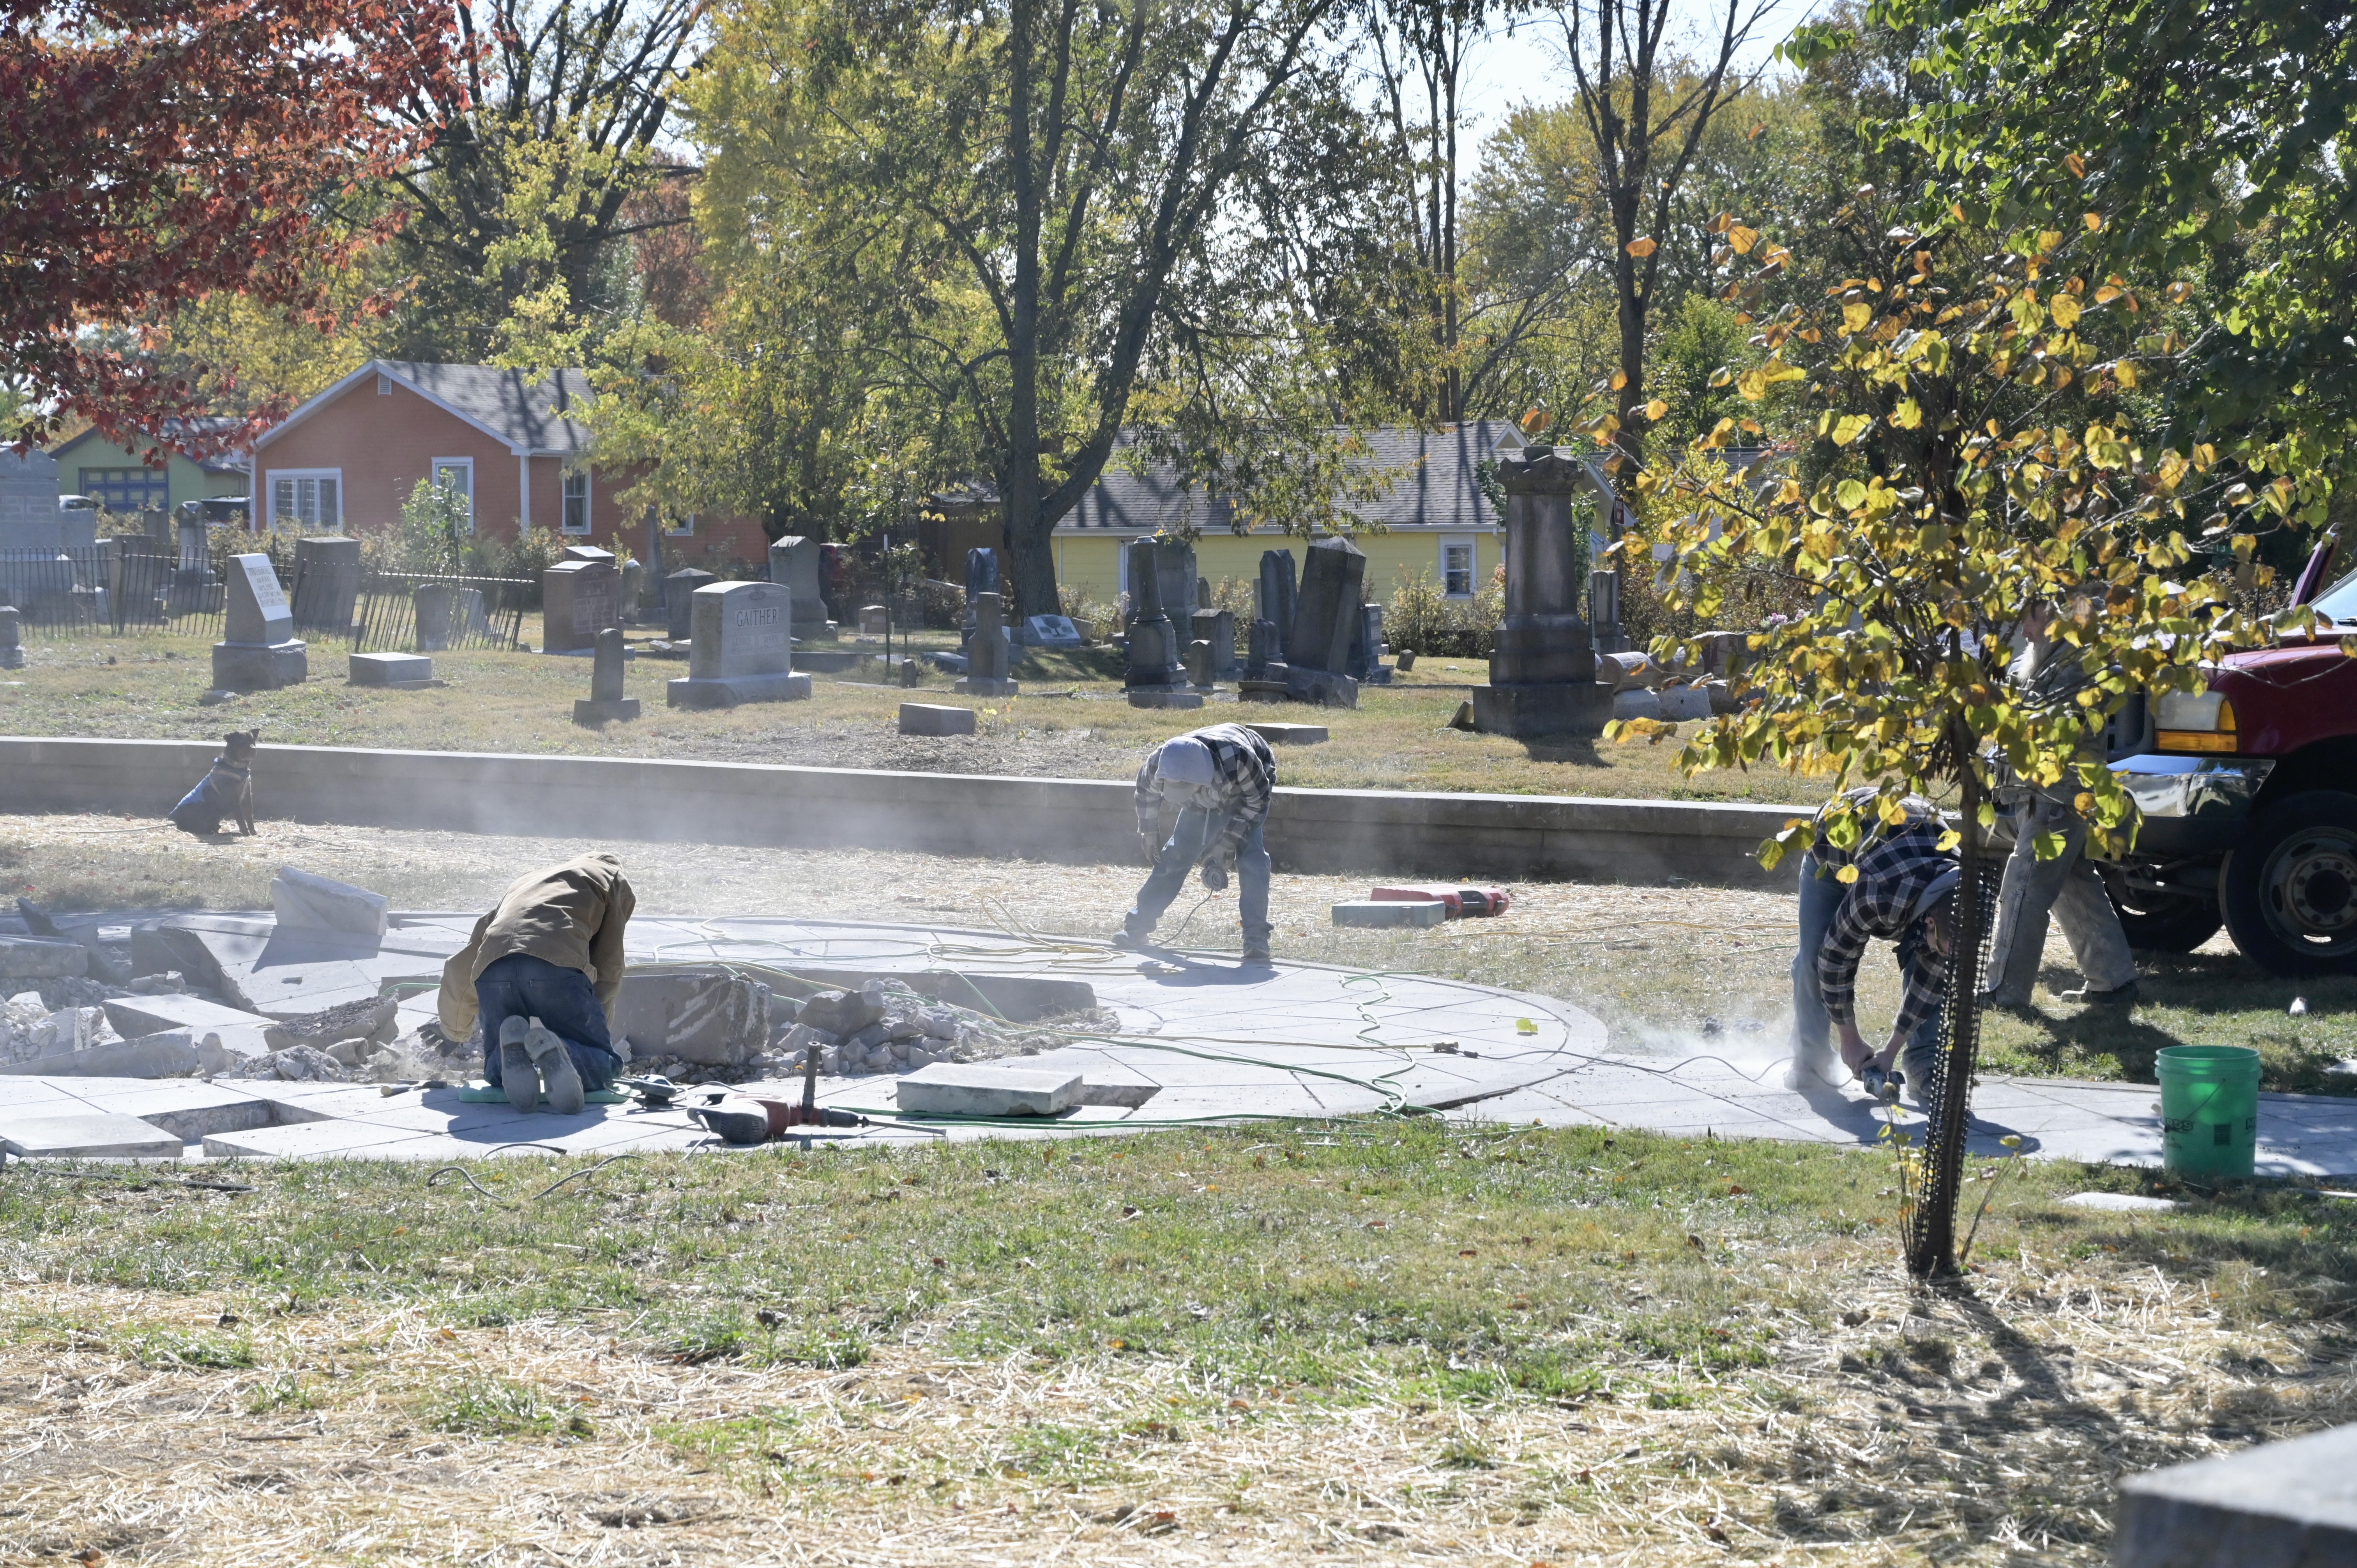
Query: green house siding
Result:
<box><xmin>51</xmin><ymin>433</ymin><xmax>247</xmax><ymax>516</ymax></box>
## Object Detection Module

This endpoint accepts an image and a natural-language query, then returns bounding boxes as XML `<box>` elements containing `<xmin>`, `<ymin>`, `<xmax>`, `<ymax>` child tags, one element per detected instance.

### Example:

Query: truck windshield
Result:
<box><xmin>2313</xmin><ymin>566</ymin><xmax>2357</xmax><ymax>625</ymax></box>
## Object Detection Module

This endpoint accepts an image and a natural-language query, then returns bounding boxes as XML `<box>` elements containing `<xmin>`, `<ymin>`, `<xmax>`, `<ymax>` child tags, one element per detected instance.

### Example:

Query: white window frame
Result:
<box><xmin>266</xmin><ymin>468</ymin><xmax>341</xmax><ymax>533</ymax></box>
<box><xmin>662</xmin><ymin>510</ymin><xmax>697</xmax><ymax>537</ymax></box>
<box><xmin>431</xmin><ymin>457</ymin><xmax>476</xmax><ymax>535</ymax></box>
<box><xmin>1440</xmin><ymin>537</ymin><xmax>1475</xmax><ymax>598</ymax></box>
<box><xmin>561</xmin><ymin>468</ymin><xmax>593</xmax><ymax>535</ymax></box>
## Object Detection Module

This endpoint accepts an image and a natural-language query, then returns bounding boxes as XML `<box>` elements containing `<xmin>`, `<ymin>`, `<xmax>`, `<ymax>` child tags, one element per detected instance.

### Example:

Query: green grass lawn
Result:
<box><xmin>0</xmin><ymin>628</ymin><xmax>1823</xmax><ymax>804</ymax></box>
<box><xmin>0</xmin><ymin>1123</ymin><xmax>2348</xmax><ymax>1565</ymax></box>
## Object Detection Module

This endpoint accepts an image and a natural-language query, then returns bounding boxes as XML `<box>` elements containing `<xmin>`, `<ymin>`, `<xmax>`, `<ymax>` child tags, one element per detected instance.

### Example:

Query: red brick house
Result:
<box><xmin>247</xmin><ymin>359</ymin><xmax>768</xmax><ymax>565</ymax></box>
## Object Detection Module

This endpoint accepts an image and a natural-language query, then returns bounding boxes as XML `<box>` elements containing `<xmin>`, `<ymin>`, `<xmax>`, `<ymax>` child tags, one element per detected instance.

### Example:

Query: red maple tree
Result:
<box><xmin>0</xmin><ymin>1</ymin><xmax>463</xmax><ymax>457</ymax></box>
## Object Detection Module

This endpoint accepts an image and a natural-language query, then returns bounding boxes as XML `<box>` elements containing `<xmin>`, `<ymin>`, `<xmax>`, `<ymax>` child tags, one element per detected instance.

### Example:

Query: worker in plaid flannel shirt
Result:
<box><xmin>1117</xmin><ymin>724</ymin><xmax>1277</xmax><ymax>966</ymax></box>
<box><xmin>1790</xmin><ymin>788</ymin><xmax>1962</xmax><ymax>1102</ymax></box>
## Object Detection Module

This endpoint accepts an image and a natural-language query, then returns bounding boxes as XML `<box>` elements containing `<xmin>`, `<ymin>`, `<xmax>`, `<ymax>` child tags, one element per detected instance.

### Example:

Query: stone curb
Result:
<box><xmin>0</xmin><ymin>737</ymin><xmax>1796</xmax><ymax>886</ymax></box>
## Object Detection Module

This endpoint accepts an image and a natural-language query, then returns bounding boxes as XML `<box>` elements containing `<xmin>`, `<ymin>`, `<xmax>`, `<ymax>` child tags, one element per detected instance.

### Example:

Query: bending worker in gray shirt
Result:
<box><xmin>1117</xmin><ymin>723</ymin><xmax>1277</xmax><ymax>966</ymax></box>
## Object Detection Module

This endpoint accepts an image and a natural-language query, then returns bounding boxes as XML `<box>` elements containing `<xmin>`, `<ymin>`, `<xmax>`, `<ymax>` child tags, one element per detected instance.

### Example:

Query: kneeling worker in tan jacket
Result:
<box><xmin>438</xmin><ymin>853</ymin><xmax>634</xmax><ymax>1114</ymax></box>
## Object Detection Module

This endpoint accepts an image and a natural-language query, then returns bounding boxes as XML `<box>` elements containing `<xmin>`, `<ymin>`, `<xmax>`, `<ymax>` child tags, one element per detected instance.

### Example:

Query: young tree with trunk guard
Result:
<box><xmin>0</xmin><ymin>0</ymin><xmax>459</xmax><ymax>452</ymax></box>
<box><xmin>1625</xmin><ymin>218</ymin><xmax>2323</xmax><ymax>1275</ymax></box>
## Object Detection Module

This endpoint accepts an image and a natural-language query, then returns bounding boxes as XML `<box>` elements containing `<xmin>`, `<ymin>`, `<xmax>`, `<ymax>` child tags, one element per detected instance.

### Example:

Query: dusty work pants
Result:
<box><xmin>1125</xmin><ymin>806</ymin><xmax>1272</xmax><ymax>948</ymax></box>
<box><xmin>1983</xmin><ymin>785</ymin><xmax>2138</xmax><ymax>1005</ymax></box>
<box><xmin>476</xmin><ymin>952</ymin><xmax>623</xmax><ymax>1093</ymax></box>
<box><xmin>1790</xmin><ymin>851</ymin><xmax>1942</xmax><ymax>1089</ymax></box>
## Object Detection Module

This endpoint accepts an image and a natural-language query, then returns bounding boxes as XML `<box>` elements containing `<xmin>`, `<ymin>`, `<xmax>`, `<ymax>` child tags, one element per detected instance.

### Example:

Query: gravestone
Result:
<box><xmin>962</xmin><ymin>546</ymin><xmax>1001</xmax><ymax>655</ymax></box>
<box><xmin>168</xmin><ymin>506</ymin><xmax>219</xmax><ymax>616</ymax></box>
<box><xmin>1470</xmin><ymin>447</ymin><xmax>1615</xmax><ymax>735</ymax></box>
<box><xmin>541</xmin><ymin>559</ymin><xmax>616</xmax><ymax>653</ymax></box>
<box><xmin>900</xmin><ymin>702</ymin><xmax>977</xmax><ymax>737</ymax></box>
<box><xmin>1122</xmin><ymin>537</ymin><xmax>1193</xmax><ymax>707</ymax></box>
<box><xmin>574</xmin><ymin>626</ymin><xmax>641</xmax><ymax>724</ymax></box>
<box><xmin>349</xmin><ymin>650</ymin><xmax>431</xmax><ymax>687</ymax></box>
<box><xmin>1189</xmin><ymin>608</ymin><xmax>1236</xmax><ymax>682</ymax></box>
<box><xmin>668</xmin><ymin>580</ymin><xmax>811</xmax><ymax>708</ymax></box>
<box><xmin>412</xmin><ymin>583</ymin><xmax>454</xmax><ymax>651</ymax></box>
<box><xmin>1025</xmin><ymin>614</ymin><xmax>1084</xmax><ymax>648</ymax></box>
<box><xmin>664</xmin><ymin>568</ymin><xmax>714</xmax><ymax>641</ymax></box>
<box><xmin>290</xmin><ymin>536</ymin><xmax>361</xmax><ymax>634</ymax></box>
<box><xmin>1347</xmin><ymin>602</ymin><xmax>1391</xmax><ymax>684</ymax></box>
<box><xmin>1183</xmin><ymin>639</ymin><xmax>1216</xmax><ymax>687</ymax></box>
<box><xmin>1281</xmin><ymin>536</ymin><xmax>1366</xmax><ymax>708</ymax></box>
<box><xmin>1149</xmin><ymin>537</ymin><xmax>1198</xmax><ymax>632</ymax></box>
<box><xmin>562</xmin><ymin>544</ymin><xmax>615</xmax><ymax>566</ymax></box>
<box><xmin>210</xmin><ymin>554</ymin><xmax>306</xmax><ymax>690</ymax></box>
<box><xmin>0</xmin><ymin>606</ymin><xmax>20</xmax><ymax>671</ymax></box>
<box><xmin>858</xmin><ymin>604</ymin><xmax>889</xmax><ymax>635</ymax></box>
<box><xmin>1245</xmin><ymin>549</ymin><xmax>1295</xmax><ymax>684</ymax></box>
<box><xmin>956</xmin><ymin>591</ymin><xmax>1018</xmax><ymax>696</ymax></box>
<box><xmin>1588</xmin><ymin>568</ymin><xmax>1627</xmax><ymax>656</ymax></box>
<box><xmin>618</xmin><ymin>559</ymin><xmax>644</xmax><ymax>623</ymax></box>
<box><xmin>769</xmin><ymin>536</ymin><xmax>834</xmax><ymax>638</ymax></box>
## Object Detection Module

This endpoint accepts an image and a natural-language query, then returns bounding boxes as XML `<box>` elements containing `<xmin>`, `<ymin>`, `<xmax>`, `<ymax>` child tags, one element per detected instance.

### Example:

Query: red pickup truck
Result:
<box><xmin>2100</xmin><ymin>534</ymin><xmax>2357</xmax><ymax>975</ymax></box>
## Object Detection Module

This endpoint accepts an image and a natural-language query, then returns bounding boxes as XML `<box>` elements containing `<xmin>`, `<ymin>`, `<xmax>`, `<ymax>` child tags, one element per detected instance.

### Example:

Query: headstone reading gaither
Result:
<box><xmin>668</xmin><ymin>580</ymin><xmax>811</xmax><ymax>708</ymax></box>
<box><xmin>541</xmin><ymin>558</ymin><xmax>615</xmax><ymax>653</ymax></box>
<box><xmin>575</xmin><ymin>625</ymin><xmax>641</xmax><ymax>724</ymax></box>
<box><xmin>211</xmin><ymin>554</ymin><xmax>306</xmax><ymax>690</ymax></box>
<box><xmin>1280</xmin><ymin>536</ymin><xmax>1364</xmax><ymax>708</ymax></box>
<box><xmin>1470</xmin><ymin>445</ymin><xmax>1615</xmax><ymax>736</ymax></box>
<box><xmin>956</xmin><ymin>591</ymin><xmax>1018</xmax><ymax>696</ymax></box>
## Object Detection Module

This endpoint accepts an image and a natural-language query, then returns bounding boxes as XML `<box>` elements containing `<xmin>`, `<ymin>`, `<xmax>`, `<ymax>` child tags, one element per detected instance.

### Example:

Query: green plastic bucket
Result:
<box><xmin>2156</xmin><ymin>1045</ymin><xmax>2262</xmax><ymax>1179</ymax></box>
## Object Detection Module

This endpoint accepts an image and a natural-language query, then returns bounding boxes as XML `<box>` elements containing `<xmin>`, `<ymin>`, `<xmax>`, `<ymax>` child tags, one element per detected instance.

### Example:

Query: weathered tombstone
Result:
<box><xmin>211</xmin><ymin>554</ymin><xmax>306</xmax><ymax>690</ymax></box>
<box><xmin>1588</xmin><ymin>568</ymin><xmax>1627</xmax><ymax>656</ymax></box>
<box><xmin>1281</xmin><ymin>536</ymin><xmax>1366</xmax><ymax>708</ymax></box>
<box><xmin>0</xmin><ymin>605</ymin><xmax>21</xmax><ymax>670</ymax></box>
<box><xmin>1122</xmin><ymin>537</ymin><xmax>1197</xmax><ymax>708</ymax></box>
<box><xmin>1469</xmin><ymin>446</ymin><xmax>1614</xmax><ymax>736</ymax></box>
<box><xmin>1025</xmin><ymin>614</ymin><xmax>1084</xmax><ymax>648</ymax></box>
<box><xmin>962</xmin><ymin>546</ymin><xmax>1001</xmax><ymax>653</ymax></box>
<box><xmin>664</xmin><ymin>568</ymin><xmax>714</xmax><ymax>641</ymax></box>
<box><xmin>1347</xmin><ymin>602</ymin><xmax>1391</xmax><ymax>683</ymax></box>
<box><xmin>1260</xmin><ymin>549</ymin><xmax>1298</xmax><ymax>660</ymax></box>
<box><xmin>1183</xmin><ymin>638</ymin><xmax>1216</xmax><ymax>687</ymax></box>
<box><xmin>290</xmin><ymin>535</ymin><xmax>361</xmax><ymax>634</ymax></box>
<box><xmin>412</xmin><ymin>583</ymin><xmax>454</xmax><ymax>651</ymax></box>
<box><xmin>857</xmin><ymin>604</ymin><xmax>889</xmax><ymax>635</ymax></box>
<box><xmin>1150</xmin><ymin>537</ymin><xmax>1198</xmax><ymax>631</ymax></box>
<box><xmin>1190</xmin><ymin>607</ymin><xmax>1236</xmax><ymax>682</ymax></box>
<box><xmin>956</xmin><ymin>590</ymin><xmax>1018</xmax><ymax>696</ymax></box>
<box><xmin>457</xmin><ymin>586</ymin><xmax>491</xmax><ymax>640</ymax></box>
<box><xmin>168</xmin><ymin>505</ymin><xmax>218</xmax><ymax>616</ymax></box>
<box><xmin>562</xmin><ymin>544</ymin><xmax>615</xmax><ymax>566</ymax></box>
<box><xmin>668</xmin><ymin>580</ymin><xmax>811</xmax><ymax>708</ymax></box>
<box><xmin>574</xmin><ymin>626</ymin><xmax>641</xmax><ymax>724</ymax></box>
<box><xmin>768</xmin><ymin>536</ymin><xmax>833</xmax><ymax>638</ymax></box>
<box><xmin>541</xmin><ymin>558</ymin><xmax>616</xmax><ymax>653</ymax></box>
<box><xmin>617</xmin><ymin>559</ymin><xmax>644</xmax><ymax>623</ymax></box>
<box><xmin>349</xmin><ymin>650</ymin><xmax>431</xmax><ymax>687</ymax></box>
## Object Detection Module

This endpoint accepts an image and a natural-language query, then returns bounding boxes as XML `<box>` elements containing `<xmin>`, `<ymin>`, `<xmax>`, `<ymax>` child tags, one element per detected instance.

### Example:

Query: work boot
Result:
<box><xmin>1240</xmin><ymin>942</ymin><xmax>1272</xmax><ymax>967</ymax></box>
<box><xmin>2064</xmin><ymin>980</ymin><xmax>2140</xmax><ymax>1008</ymax></box>
<box><xmin>1783</xmin><ymin>1054</ymin><xmax>1841</xmax><ymax>1091</ymax></box>
<box><xmin>497</xmin><ymin>1017</ymin><xmax>539</xmax><ymax>1112</ymax></box>
<box><xmin>526</xmin><ymin>1019</ymin><xmax>585</xmax><ymax>1115</ymax></box>
<box><xmin>1110</xmin><ymin>926</ymin><xmax>1153</xmax><ymax>952</ymax></box>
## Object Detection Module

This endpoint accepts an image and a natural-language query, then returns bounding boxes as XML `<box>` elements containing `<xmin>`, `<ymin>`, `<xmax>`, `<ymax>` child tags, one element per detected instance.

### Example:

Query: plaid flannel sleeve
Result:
<box><xmin>1134</xmin><ymin>754</ymin><xmax>1163</xmax><ymax>840</ymax></box>
<box><xmin>1816</xmin><ymin>889</ymin><xmax>1875</xmax><ymax>1029</ymax></box>
<box><xmin>1205</xmin><ymin>749</ymin><xmax>1274</xmax><ymax>866</ymax></box>
<box><xmin>1893</xmin><ymin>931</ymin><xmax>1948</xmax><ymax>1046</ymax></box>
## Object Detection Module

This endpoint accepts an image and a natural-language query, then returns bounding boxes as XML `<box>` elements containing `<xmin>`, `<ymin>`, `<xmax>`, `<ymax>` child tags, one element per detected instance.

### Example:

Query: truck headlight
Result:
<box><xmin>2155</xmin><ymin>690</ymin><xmax>2238</xmax><ymax>754</ymax></box>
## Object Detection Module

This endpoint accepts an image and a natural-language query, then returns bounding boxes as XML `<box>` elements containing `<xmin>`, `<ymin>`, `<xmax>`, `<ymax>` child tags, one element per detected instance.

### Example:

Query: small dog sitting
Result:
<box><xmin>168</xmin><ymin>731</ymin><xmax>258</xmax><ymax>836</ymax></box>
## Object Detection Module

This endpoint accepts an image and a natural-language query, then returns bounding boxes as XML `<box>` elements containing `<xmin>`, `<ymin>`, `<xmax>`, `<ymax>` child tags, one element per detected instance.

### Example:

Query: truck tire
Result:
<box><xmin>2103</xmin><ymin>879</ymin><xmax>2224</xmax><ymax>954</ymax></box>
<box><xmin>2221</xmin><ymin>790</ymin><xmax>2357</xmax><ymax>976</ymax></box>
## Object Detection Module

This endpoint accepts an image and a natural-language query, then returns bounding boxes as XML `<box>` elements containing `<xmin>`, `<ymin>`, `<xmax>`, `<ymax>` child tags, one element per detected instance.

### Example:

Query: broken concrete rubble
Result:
<box><xmin>0</xmin><ymin>934</ymin><xmax>89</xmax><ymax>980</ymax></box>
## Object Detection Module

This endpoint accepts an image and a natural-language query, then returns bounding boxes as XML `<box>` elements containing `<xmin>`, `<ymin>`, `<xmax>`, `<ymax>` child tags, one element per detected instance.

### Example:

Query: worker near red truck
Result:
<box><xmin>1788</xmin><ymin>788</ymin><xmax>1961</xmax><ymax>1102</ymax></box>
<box><xmin>1117</xmin><ymin>724</ymin><xmax>1277</xmax><ymax>966</ymax></box>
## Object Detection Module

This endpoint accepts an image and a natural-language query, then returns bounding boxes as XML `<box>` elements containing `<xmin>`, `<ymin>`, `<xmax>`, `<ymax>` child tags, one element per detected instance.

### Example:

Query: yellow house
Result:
<box><xmin>1049</xmin><ymin>422</ymin><xmax>1521</xmax><ymax>608</ymax></box>
<box><xmin>49</xmin><ymin>420</ymin><xmax>252</xmax><ymax>516</ymax></box>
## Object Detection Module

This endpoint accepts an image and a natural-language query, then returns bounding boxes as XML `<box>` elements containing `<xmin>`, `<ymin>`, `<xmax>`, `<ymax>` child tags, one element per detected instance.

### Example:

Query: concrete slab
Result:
<box><xmin>64</xmin><ymin>1081</ymin><xmax>278</xmax><ymax>1142</ymax></box>
<box><xmin>1332</xmin><ymin>900</ymin><xmax>1447</xmax><ymax>929</ymax></box>
<box><xmin>899</xmin><ymin>703</ymin><xmax>978</xmax><ymax>736</ymax></box>
<box><xmin>2</xmin><ymin>1111</ymin><xmax>182</xmax><ymax>1159</ymax></box>
<box><xmin>2115</xmin><ymin>1420</ymin><xmax>2357</xmax><ymax>1567</ymax></box>
<box><xmin>896</xmin><ymin>1065</ymin><xmax>1081</xmax><ymax>1117</ymax></box>
<box><xmin>0</xmin><ymin>934</ymin><xmax>87</xmax><ymax>980</ymax></box>
<box><xmin>0</xmin><ymin>1033</ymin><xmax>200</xmax><ymax>1079</ymax></box>
<box><xmin>350</xmin><ymin>651</ymin><xmax>432</xmax><ymax>687</ymax></box>
<box><xmin>102</xmin><ymin>993</ymin><xmax>273</xmax><ymax>1038</ymax></box>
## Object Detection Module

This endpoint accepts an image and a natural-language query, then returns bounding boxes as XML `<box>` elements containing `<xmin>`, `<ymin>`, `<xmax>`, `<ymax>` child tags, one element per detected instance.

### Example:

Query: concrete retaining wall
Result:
<box><xmin>0</xmin><ymin>737</ymin><xmax>1797</xmax><ymax>888</ymax></box>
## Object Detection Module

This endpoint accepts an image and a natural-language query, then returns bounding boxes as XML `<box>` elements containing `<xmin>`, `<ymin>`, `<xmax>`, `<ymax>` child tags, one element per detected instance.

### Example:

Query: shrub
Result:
<box><xmin>1386</xmin><ymin>566</ymin><xmax>1499</xmax><ymax>659</ymax></box>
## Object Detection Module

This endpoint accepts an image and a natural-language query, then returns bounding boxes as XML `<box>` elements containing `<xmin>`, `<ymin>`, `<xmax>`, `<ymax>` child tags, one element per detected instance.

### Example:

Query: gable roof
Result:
<box><xmin>51</xmin><ymin>416</ymin><xmax>250</xmax><ymax>470</ymax></box>
<box><xmin>253</xmin><ymin>359</ymin><xmax>594</xmax><ymax>457</ymax></box>
<box><xmin>1062</xmin><ymin>420</ymin><xmax>1525</xmax><ymax>533</ymax></box>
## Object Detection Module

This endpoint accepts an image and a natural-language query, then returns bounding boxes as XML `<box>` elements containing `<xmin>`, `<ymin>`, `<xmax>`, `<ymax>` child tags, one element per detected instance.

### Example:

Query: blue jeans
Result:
<box><xmin>1792</xmin><ymin>851</ymin><xmax>1942</xmax><ymax>1088</ymax></box>
<box><xmin>1125</xmin><ymin>806</ymin><xmax>1272</xmax><ymax>948</ymax></box>
<box><xmin>475</xmin><ymin>952</ymin><xmax>622</xmax><ymax>1092</ymax></box>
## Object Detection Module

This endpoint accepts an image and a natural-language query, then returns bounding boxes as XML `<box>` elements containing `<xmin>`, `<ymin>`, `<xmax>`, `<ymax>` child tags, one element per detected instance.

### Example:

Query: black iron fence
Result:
<box><xmin>0</xmin><ymin>537</ymin><xmax>294</xmax><ymax>641</ymax></box>
<box><xmin>350</xmin><ymin>571</ymin><xmax>532</xmax><ymax>653</ymax></box>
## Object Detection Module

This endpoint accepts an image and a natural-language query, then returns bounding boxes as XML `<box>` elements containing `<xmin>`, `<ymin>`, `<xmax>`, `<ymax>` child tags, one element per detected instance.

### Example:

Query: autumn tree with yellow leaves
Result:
<box><xmin>1615</xmin><ymin>212</ymin><xmax>2329</xmax><ymax>1274</ymax></box>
